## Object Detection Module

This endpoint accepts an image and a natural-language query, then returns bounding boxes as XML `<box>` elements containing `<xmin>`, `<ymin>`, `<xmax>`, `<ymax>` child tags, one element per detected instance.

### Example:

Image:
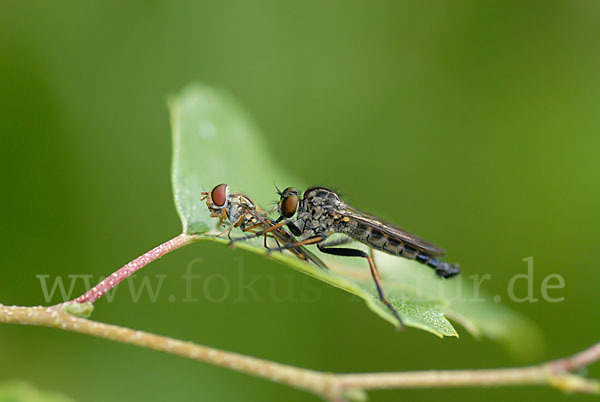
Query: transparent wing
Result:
<box><xmin>340</xmin><ymin>205</ymin><xmax>445</xmax><ymax>256</ymax></box>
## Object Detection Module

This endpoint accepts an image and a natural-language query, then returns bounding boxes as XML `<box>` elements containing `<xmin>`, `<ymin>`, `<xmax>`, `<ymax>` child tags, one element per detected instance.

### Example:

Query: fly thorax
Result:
<box><xmin>227</xmin><ymin>201</ymin><xmax>251</xmax><ymax>226</ymax></box>
<box><xmin>225</xmin><ymin>203</ymin><xmax>240</xmax><ymax>223</ymax></box>
<box><xmin>294</xmin><ymin>210</ymin><xmax>311</xmax><ymax>231</ymax></box>
<box><xmin>333</xmin><ymin>216</ymin><xmax>352</xmax><ymax>234</ymax></box>
<box><xmin>294</xmin><ymin>216</ymin><xmax>307</xmax><ymax>233</ymax></box>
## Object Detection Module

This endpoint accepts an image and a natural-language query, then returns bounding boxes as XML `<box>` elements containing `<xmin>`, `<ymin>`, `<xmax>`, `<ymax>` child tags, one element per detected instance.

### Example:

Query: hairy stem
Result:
<box><xmin>0</xmin><ymin>305</ymin><xmax>328</xmax><ymax>397</ymax></box>
<box><xmin>4</xmin><ymin>232</ymin><xmax>598</xmax><ymax>399</ymax></box>
<box><xmin>73</xmin><ymin>234</ymin><xmax>194</xmax><ymax>304</ymax></box>
<box><xmin>0</xmin><ymin>304</ymin><xmax>598</xmax><ymax>400</ymax></box>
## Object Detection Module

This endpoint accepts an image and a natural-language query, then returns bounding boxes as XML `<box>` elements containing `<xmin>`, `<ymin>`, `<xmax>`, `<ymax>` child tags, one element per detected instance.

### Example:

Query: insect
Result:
<box><xmin>233</xmin><ymin>186</ymin><xmax>460</xmax><ymax>328</ymax></box>
<box><xmin>200</xmin><ymin>184</ymin><xmax>326</xmax><ymax>269</ymax></box>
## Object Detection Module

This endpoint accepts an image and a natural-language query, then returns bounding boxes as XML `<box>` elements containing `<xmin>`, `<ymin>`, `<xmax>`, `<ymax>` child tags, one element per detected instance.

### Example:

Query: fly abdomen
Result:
<box><xmin>344</xmin><ymin>223</ymin><xmax>390</xmax><ymax>250</ymax></box>
<box><xmin>340</xmin><ymin>219</ymin><xmax>460</xmax><ymax>278</ymax></box>
<box><xmin>381</xmin><ymin>236</ymin><xmax>404</xmax><ymax>255</ymax></box>
<box><xmin>415</xmin><ymin>251</ymin><xmax>460</xmax><ymax>278</ymax></box>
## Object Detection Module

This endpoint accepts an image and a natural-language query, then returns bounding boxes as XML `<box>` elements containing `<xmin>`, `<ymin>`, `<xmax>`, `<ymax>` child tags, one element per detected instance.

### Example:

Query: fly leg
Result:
<box><xmin>369</xmin><ymin>248</ymin><xmax>383</xmax><ymax>279</ymax></box>
<box><xmin>216</xmin><ymin>215</ymin><xmax>244</xmax><ymax>238</ymax></box>
<box><xmin>237</xmin><ymin>223</ymin><xmax>280</xmax><ymax>250</ymax></box>
<box><xmin>268</xmin><ymin>236</ymin><xmax>325</xmax><ymax>251</ymax></box>
<box><xmin>261</xmin><ymin>232</ymin><xmax>281</xmax><ymax>250</ymax></box>
<box><xmin>264</xmin><ymin>235</ymin><xmax>325</xmax><ymax>257</ymax></box>
<box><xmin>217</xmin><ymin>209</ymin><xmax>229</xmax><ymax>228</ymax></box>
<box><xmin>228</xmin><ymin>220</ymin><xmax>289</xmax><ymax>247</ymax></box>
<box><xmin>258</xmin><ymin>236</ymin><xmax>328</xmax><ymax>270</ymax></box>
<box><xmin>316</xmin><ymin>239</ymin><xmax>405</xmax><ymax>329</ymax></box>
<box><xmin>238</xmin><ymin>222</ymin><xmax>269</xmax><ymax>245</ymax></box>
<box><xmin>269</xmin><ymin>236</ymin><xmax>404</xmax><ymax>328</ymax></box>
<box><xmin>260</xmin><ymin>232</ymin><xmax>283</xmax><ymax>250</ymax></box>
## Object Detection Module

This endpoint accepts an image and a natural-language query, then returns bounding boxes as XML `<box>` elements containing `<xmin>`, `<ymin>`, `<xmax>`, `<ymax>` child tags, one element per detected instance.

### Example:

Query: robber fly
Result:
<box><xmin>200</xmin><ymin>184</ymin><xmax>326</xmax><ymax>269</ymax></box>
<box><xmin>232</xmin><ymin>186</ymin><xmax>460</xmax><ymax>328</ymax></box>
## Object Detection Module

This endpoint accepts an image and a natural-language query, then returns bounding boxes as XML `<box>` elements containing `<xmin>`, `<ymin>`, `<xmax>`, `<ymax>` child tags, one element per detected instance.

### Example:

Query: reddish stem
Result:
<box><xmin>72</xmin><ymin>233</ymin><xmax>194</xmax><ymax>304</ymax></box>
<box><xmin>550</xmin><ymin>342</ymin><xmax>600</xmax><ymax>372</ymax></box>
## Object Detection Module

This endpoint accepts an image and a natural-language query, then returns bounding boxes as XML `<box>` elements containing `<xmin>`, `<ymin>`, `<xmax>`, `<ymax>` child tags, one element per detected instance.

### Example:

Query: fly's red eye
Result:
<box><xmin>280</xmin><ymin>194</ymin><xmax>298</xmax><ymax>218</ymax></box>
<box><xmin>210</xmin><ymin>184</ymin><xmax>228</xmax><ymax>207</ymax></box>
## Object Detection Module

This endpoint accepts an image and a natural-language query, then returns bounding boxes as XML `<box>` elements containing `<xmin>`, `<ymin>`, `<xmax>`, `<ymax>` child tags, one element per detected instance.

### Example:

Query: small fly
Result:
<box><xmin>201</xmin><ymin>184</ymin><xmax>326</xmax><ymax>269</ymax></box>
<box><xmin>233</xmin><ymin>186</ymin><xmax>460</xmax><ymax>328</ymax></box>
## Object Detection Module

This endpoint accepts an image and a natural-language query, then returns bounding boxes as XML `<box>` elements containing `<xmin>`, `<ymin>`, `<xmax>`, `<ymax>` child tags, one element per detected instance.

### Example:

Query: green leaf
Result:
<box><xmin>169</xmin><ymin>84</ymin><xmax>543</xmax><ymax>354</ymax></box>
<box><xmin>169</xmin><ymin>84</ymin><xmax>290</xmax><ymax>234</ymax></box>
<box><xmin>0</xmin><ymin>381</ymin><xmax>76</xmax><ymax>402</ymax></box>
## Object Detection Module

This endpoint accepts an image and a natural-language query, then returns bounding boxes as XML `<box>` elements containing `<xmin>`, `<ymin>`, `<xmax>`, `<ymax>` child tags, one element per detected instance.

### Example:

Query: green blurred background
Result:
<box><xmin>1</xmin><ymin>1</ymin><xmax>599</xmax><ymax>401</ymax></box>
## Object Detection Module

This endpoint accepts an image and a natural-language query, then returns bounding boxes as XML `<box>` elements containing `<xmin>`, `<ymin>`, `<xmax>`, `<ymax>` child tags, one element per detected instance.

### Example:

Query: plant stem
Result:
<box><xmin>4</xmin><ymin>232</ymin><xmax>598</xmax><ymax>399</ymax></box>
<box><xmin>0</xmin><ymin>304</ymin><xmax>598</xmax><ymax>401</ymax></box>
<box><xmin>0</xmin><ymin>305</ymin><xmax>326</xmax><ymax>397</ymax></box>
<box><xmin>73</xmin><ymin>234</ymin><xmax>195</xmax><ymax>304</ymax></box>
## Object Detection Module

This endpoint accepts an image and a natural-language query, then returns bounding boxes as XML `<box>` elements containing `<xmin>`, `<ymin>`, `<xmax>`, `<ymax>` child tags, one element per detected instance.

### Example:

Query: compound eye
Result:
<box><xmin>280</xmin><ymin>194</ymin><xmax>299</xmax><ymax>218</ymax></box>
<box><xmin>210</xmin><ymin>184</ymin><xmax>228</xmax><ymax>208</ymax></box>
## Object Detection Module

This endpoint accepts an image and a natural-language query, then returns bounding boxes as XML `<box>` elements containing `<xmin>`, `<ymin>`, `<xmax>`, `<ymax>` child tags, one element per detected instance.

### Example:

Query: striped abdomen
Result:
<box><xmin>341</xmin><ymin>221</ymin><xmax>460</xmax><ymax>278</ymax></box>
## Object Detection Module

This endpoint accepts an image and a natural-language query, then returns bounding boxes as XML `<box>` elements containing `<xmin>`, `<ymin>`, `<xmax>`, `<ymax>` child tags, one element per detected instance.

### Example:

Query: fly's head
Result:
<box><xmin>276</xmin><ymin>186</ymin><xmax>300</xmax><ymax>220</ymax></box>
<box><xmin>201</xmin><ymin>183</ymin><xmax>229</xmax><ymax>220</ymax></box>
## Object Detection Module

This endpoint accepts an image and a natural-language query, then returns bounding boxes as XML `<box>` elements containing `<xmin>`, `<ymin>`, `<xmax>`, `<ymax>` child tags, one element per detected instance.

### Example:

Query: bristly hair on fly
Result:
<box><xmin>274</xmin><ymin>183</ymin><xmax>349</xmax><ymax>207</ymax></box>
<box><xmin>309</xmin><ymin>185</ymin><xmax>345</xmax><ymax>200</ymax></box>
<box><xmin>274</xmin><ymin>182</ymin><xmax>283</xmax><ymax>197</ymax></box>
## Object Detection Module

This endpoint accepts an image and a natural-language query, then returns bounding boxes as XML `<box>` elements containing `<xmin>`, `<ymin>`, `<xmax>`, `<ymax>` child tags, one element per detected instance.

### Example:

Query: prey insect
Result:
<box><xmin>200</xmin><ymin>184</ymin><xmax>327</xmax><ymax>269</ymax></box>
<box><xmin>232</xmin><ymin>186</ymin><xmax>460</xmax><ymax>328</ymax></box>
